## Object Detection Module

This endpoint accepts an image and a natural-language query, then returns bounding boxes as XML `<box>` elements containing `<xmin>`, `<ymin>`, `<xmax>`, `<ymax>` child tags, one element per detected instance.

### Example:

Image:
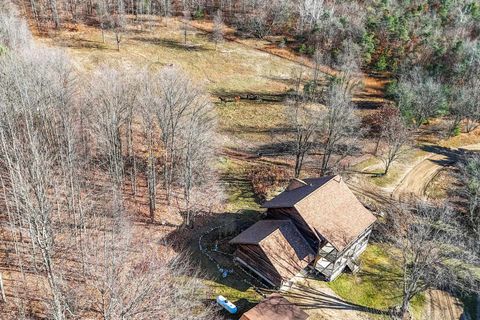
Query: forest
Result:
<box><xmin>0</xmin><ymin>0</ymin><xmax>479</xmax><ymax>319</ymax></box>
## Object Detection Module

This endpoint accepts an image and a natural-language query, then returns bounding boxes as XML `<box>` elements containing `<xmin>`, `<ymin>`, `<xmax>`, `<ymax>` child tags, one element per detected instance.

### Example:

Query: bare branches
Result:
<box><xmin>211</xmin><ymin>9</ymin><xmax>224</xmax><ymax>49</ymax></box>
<box><xmin>0</xmin><ymin>46</ymin><xmax>80</xmax><ymax>320</ymax></box>
<box><xmin>88</xmin><ymin>66</ymin><xmax>138</xmax><ymax>193</ymax></box>
<box><xmin>318</xmin><ymin>79</ymin><xmax>362</xmax><ymax>175</ymax></box>
<box><xmin>378</xmin><ymin>114</ymin><xmax>411</xmax><ymax>175</ymax></box>
<box><xmin>0</xmin><ymin>3</ymin><xmax>32</xmax><ymax>52</ymax></box>
<box><xmin>138</xmin><ymin>66</ymin><xmax>219</xmax><ymax>225</ymax></box>
<box><xmin>457</xmin><ymin>154</ymin><xmax>480</xmax><ymax>247</ymax></box>
<box><xmin>286</xmin><ymin>96</ymin><xmax>323</xmax><ymax>178</ymax></box>
<box><xmin>385</xmin><ymin>202</ymin><xmax>479</xmax><ymax>319</ymax></box>
<box><xmin>177</xmin><ymin>82</ymin><xmax>217</xmax><ymax>227</ymax></box>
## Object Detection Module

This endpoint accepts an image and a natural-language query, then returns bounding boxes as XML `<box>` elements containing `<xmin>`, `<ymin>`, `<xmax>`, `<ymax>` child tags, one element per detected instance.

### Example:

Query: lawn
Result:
<box><xmin>217</xmin><ymin>101</ymin><xmax>288</xmax><ymax>143</ymax></box>
<box><xmin>327</xmin><ymin>244</ymin><xmax>426</xmax><ymax>318</ymax></box>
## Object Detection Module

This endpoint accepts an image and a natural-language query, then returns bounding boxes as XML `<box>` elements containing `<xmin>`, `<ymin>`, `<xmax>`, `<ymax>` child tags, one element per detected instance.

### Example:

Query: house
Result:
<box><xmin>240</xmin><ymin>293</ymin><xmax>309</xmax><ymax>320</ymax></box>
<box><xmin>230</xmin><ymin>175</ymin><xmax>376</xmax><ymax>287</ymax></box>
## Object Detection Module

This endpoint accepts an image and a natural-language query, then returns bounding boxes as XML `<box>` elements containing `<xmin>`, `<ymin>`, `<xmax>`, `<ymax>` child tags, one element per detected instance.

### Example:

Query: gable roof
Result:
<box><xmin>262</xmin><ymin>176</ymin><xmax>336</xmax><ymax>208</ymax></box>
<box><xmin>230</xmin><ymin>220</ymin><xmax>315</xmax><ymax>281</ymax></box>
<box><xmin>263</xmin><ymin>175</ymin><xmax>376</xmax><ymax>252</ymax></box>
<box><xmin>240</xmin><ymin>293</ymin><xmax>309</xmax><ymax>320</ymax></box>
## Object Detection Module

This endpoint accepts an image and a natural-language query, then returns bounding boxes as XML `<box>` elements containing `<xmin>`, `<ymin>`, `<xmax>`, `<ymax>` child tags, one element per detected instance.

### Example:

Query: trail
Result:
<box><xmin>392</xmin><ymin>143</ymin><xmax>480</xmax><ymax>200</ymax></box>
<box><xmin>426</xmin><ymin>290</ymin><xmax>464</xmax><ymax>320</ymax></box>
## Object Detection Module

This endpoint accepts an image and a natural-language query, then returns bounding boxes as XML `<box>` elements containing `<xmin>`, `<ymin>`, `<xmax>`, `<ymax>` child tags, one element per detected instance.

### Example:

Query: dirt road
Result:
<box><xmin>424</xmin><ymin>290</ymin><xmax>464</xmax><ymax>320</ymax></box>
<box><xmin>392</xmin><ymin>144</ymin><xmax>480</xmax><ymax>200</ymax></box>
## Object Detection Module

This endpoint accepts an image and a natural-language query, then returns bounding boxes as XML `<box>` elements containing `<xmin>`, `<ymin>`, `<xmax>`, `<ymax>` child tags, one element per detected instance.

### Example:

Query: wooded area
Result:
<box><xmin>0</xmin><ymin>0</ymin><xmax>479</xmax><ymax>319</ymax></box>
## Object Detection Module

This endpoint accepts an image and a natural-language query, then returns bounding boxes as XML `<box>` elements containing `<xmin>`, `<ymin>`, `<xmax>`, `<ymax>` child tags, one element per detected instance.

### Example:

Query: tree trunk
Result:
<box><xmin>398</xmin><ymin>296</ymin><xmax>410</xmax><ymax>319</ymax></box>
<box><xmin>374</xmin><ymin>136</ymin><xmax>381</xmax><ymax>156</ymax></box>
<box><xmin>384</xmin><ymin>161</ymin><xmax>391</xmax><ymax>175</ymax></box>
<box><xmin>294</xmin><ymin>152</ymin><xmax>302</xmax><ymax>178</ymax></box>
<box><xmin>49</xmin><ymin>0</ymin><xmax>60</xmax><ymax>29</ymax></box>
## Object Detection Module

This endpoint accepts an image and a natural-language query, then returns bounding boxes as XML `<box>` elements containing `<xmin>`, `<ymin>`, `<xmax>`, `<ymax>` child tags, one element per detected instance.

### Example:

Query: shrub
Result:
<box><xmin>248</xmin><ymin>165</ymin><xmax>289</xmax><ymax>201</ymax></box>
<box><xmin>306</xmin><ymin>45</ymin><xmax>315</xmax><ymax>55</ymax></box>
<box><xmin>385</xmin><ymin>80</ymin><xmax>398</xmax><ymax>100</ymax></box>
<box><xmin>298</xmin><ymin>43</ymin><xmax>307</xmax><ymax>54</ymax></box>
<box><xmin>193</xmin><ymin>8</ymin><xmax>204</xmax><ymax>20</ymax></box>
<box><xmin>361</xmin><ymin>32</ymin><xmax>376</xmax><ymax>64</ymax></box>
<box><xmin>375</xmin><ymin>54</ymin><xmax>388</xmax><ymax>71</ymax></box>
<box><xmin>452</xmin><ymin>124</ymin><xmax>461</xmax><ymax>136</ymax></box>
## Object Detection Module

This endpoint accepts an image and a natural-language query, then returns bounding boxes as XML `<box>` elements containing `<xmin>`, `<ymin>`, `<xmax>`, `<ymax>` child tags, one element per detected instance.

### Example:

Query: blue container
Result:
<box><xmin>216</xmin><ymin>295</ymin><xmax>238</xmax><ymax>314</ymax></box>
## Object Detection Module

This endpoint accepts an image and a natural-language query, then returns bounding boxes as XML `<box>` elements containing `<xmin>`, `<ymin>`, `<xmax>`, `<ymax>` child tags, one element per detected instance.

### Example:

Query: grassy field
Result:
<box><xmin>39</xmin><ymin>18</ymin><xmax>301</xmax><ymax>95</ymax></box>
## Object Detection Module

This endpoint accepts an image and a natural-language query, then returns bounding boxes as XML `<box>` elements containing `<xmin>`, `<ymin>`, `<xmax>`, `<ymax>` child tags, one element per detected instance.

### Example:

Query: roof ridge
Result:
<box><xmin>262</xmin><ymin>175</ymin><xmax>337</xmax><ymax>208</ymax></box>
<box><xmin>296</xmin><ymin>175</ymin><xmax>340</xmax><ymax>207</ymax></box>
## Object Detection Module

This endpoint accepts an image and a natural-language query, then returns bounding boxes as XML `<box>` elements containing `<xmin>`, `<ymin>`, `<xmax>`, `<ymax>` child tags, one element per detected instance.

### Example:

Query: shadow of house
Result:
<box><xmin>160</xmin><ymin>210</ymin><xmax>267</xmax><ymax>296</ymax></box>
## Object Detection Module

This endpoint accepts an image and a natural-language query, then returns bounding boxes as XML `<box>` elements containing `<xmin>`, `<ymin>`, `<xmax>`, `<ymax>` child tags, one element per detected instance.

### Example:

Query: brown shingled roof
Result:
<box><xmin>263</xmin><ymin>175</ymin><xmax>376</xmax><ymax>252</ymax></box>
<box><xmin>240</xmin><ymin>293</ymin><xmax>309</xmax><ymax>320</ymax></box>
<box><xmin>230</xmin><ymin>220</ymin><xmax>315</xmax><ymax>281</ymax></box>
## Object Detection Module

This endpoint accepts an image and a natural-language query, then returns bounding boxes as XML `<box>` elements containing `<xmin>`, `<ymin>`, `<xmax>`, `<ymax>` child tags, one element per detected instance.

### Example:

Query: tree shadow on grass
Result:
<box><xmin>353</xmin><ymin>98</ymin><xmax>388</xmax><ymax>110</ymax></box>
<box><xmin>58</xmin><ymin>38</ymin><xmax>110</xmax><ymax>50</ymax></box>
<box><xmin>283</xmin><ymin>282</ymin><xmax>390</xmax><ymax>316</ymax></box>
<box><xmin>212</xmin><ymin>89</ymin><xmax>289</xmax><ymax>103</ymax></box>
<box><xmin>130</xmin><ymin>36</ymin><xmax>211</xmax><ymax>51</ymax></box>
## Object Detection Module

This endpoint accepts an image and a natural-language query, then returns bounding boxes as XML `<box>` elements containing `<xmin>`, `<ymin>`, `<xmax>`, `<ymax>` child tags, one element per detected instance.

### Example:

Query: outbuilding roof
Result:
<box><xmin>240</xmin><ymin>293</ymin><xmax>309</xmax><ymax>320</ymax></box>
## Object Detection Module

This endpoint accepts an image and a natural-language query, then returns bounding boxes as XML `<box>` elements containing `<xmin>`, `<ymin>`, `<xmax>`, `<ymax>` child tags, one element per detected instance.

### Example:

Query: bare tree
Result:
<box><xmin>0</xmin><ymin>10</ymin><xmax>224</xmax><ymax>319</ymax></box>
<box><xmin>80</xmin><ymin>195</ymin><xmax>219</xmax><ymax>319</ymax></box>
<box><xmin>0</xmin><ymin>3</ymin><xmax>33</xmax><ymax>51</ymax></box>
<box><xmin>113</xmin><ymin>0</ymin><xmax>126</xmax><ymax>51</ymax></box>
<box><xmin>178</xmin><ymin>85</ymin><xmax>216</xmax><ymax>227</ymax></box>
<box><xmin>138</xmin><ymin>72</ymin><xmax>159</xmax><ymax>222</ymax></box>
<box><xmin>297</xmin><ymin>0</ymin><xmax>325</xmax><ymax>34</ymax></box>
<box><xmin>457</xmin><ymin>154</ymin><xmax>480</xmax><ymax>250</ymax></box>
<box><xmin>49</xmin><ymin>0</ymin><xmax>60</xmax><ymax>29</ymax></box>
<box><xmin>449</xmin><ymin>77</ymin><xmax>480</xmax><ymax>134</ymax></box>
<box><xmin>385</xmin><ymin>202</ymin><xmax>479</xmax><ymax>319</ymax></box>
<box><xmin>153</xmin><ymin>67</ymin><xmax>201</xmax><ymax>204</ymax></box>
<box><xmin>318</xmin><ymin>79</ymin><xmax>362</xmax><ymax>174</ymax></box>
<box><xmin>378</xmin><ymin>114</ymin><xmax>411</xmax><ymax>175</ymax></box>
<box><xmin>211</xmin><ymin>9</ymin><xmax>224</xmax><ymax>49</ymax></box>
<box><xmin>182</xmin><ymin>10</ymin><xmax>191</xmax><ymax>45</ymax></box>
<box><xmin>363</xmin><ymin>105</ymin><xmax>399</xmax><ymax>155</ymax></box>
<box><xmin>96</xmin><ymin>0</ymin><xmax>112</xmax><ymax>43</ymax></box>
<box><xmin>286</xmin><ymin>97</ymin><xmax>323</xmax><ymax>178</ymax></box>
<box><xmin>88</xmin><ymin>67</ymin><xmax>138</xmax><ymax>196</ymax></box>
<box><xmin>0</xmin><ymin>47</ymin><xmax>81</xmax><ymax>320</ymax></box>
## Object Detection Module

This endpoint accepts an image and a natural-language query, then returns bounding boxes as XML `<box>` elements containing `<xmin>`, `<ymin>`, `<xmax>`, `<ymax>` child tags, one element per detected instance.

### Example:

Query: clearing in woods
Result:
<box><xmin>33</xmin><ymin>16</ymin><xmax>479</xmax><ymax>320</ymax></box>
